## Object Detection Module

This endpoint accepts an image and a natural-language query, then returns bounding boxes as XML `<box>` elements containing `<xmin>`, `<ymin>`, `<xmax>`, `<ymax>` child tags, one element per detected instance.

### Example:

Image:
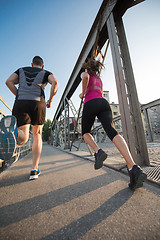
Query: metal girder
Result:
<box><xmin>64</xmin><ymin>101</ymin><xmax>70</xmax><ymax>149</ymax></box>
<box><xmin>107</xmin><ymin>13</ymin><xmax>137</xmax><ymax>162</ymax></box>
<box><xmin>143</xmin><ymin>109</ymin><xmax>153</xmax><ymax>142</ymax></box>
<box><xmin>66</xmin><ymin>98</ymin><xmax>78</xmax><ymax>118</ymax></box>
<box><xmin>107</xmin><ymin>12</ymin><xmax>149</xmax><ymax>165</ymax></box>
<box><xmin>128</xmin><ymin>0</ymin><xmax>145</xmax><ymax>8</ymax></box>
<box><xmin>52</xmin><ymin>0</ymin><xmax>146</xmax><ymax>127</ymax></box>
<box><xmin>141</xmin><ymin>99</ymin><xmax>160</xmax><ymax>143</ymax></box>
<box><xmin>116</xmin><ymin>16</ymin><xmax>150</xmax><ymax>165</ymax></box>
<box><xmin>141</xmin><ymin>99</ymin><xmax>160</xmax><ymax>111</ymax></box>
<box><xmin>52</xmin><ymin>0</ymin><xmax>120</xmax><ymax>126</ymax></box>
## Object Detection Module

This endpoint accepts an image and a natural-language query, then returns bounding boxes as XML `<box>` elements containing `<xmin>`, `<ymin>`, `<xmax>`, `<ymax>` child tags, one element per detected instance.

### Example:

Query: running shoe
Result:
<box><xmin>0</xmin><ymin>116</ymin><xmax>17</xmax><ymax>160</ymax></box>
<box><xmin>29</xmin><ymin>169</ymin><xmax>41</xmax><ymax>180</ymax></box>
<box><xmin>0</xmin><ymin>115</ymin><xmax>17</xmax><ymax>133</ymax></box>
<box><xmin>128</xmin><ymin>165</ymin><xmax>147</xmax><ymax>190</ymax></box>
<box><xmin>94</xmin><ymin>149</ymin><xmax>108</xmax><ymax>170</ymax></box>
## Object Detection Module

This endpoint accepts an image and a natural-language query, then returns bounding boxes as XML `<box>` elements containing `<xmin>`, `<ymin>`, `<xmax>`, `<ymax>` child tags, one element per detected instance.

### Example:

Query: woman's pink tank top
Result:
<box><xmin>84</xmin><ymin>74</ymin><xmax>103</xmax><ymax>104</ymax></box>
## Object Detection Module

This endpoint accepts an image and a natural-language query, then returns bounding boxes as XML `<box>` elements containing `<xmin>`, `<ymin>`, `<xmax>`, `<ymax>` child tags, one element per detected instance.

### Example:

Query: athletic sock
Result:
<box><xmin>129</xmin><ymin>166</ymin><xmax>133</xmax><ymax>171</ymax></box>
<box><xmin>96</xmin><ymin>149</ymin><xmax>101</xmax><ymax>154</ymax></box>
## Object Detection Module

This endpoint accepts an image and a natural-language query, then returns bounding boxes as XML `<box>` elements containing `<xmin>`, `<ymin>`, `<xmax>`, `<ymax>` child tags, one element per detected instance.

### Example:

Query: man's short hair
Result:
<box><xmin>32</xmin><ymin>56</ymin><xmax>44</xmax><ymax>67</ymax></box>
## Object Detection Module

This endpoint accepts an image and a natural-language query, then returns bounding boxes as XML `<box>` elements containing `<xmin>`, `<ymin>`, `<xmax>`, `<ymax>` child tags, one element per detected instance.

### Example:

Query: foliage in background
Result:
<box><xmin>42</xmin><ymin>119</ymin><xmax>51</xmax><ymax>142</ymax></box>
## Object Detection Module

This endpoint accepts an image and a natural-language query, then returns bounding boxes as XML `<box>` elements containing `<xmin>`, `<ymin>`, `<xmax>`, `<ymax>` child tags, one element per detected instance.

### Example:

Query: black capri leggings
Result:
<box><xmin>82</xmin><ymin>98</ymin><xmax>118</xmax><ymax>141</ymax></box>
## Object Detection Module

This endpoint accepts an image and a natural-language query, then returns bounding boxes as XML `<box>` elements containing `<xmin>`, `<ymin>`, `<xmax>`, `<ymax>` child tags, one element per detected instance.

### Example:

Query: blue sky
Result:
<box><xmin>0</xmin><ymin>0</ymin><xmax>160</xmax><ymax>120</ymax></box>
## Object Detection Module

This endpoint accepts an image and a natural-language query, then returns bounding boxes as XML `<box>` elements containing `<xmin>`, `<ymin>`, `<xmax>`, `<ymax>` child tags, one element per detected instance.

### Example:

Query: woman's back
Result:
<box><xmin>84</xmin><ymin>73</ymin><xmax>103</xmax><ymax>103</ymax></box>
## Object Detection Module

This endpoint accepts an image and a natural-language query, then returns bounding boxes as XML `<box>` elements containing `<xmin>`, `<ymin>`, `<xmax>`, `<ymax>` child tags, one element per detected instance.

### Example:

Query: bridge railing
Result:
<box><xmin>0</xmin><ymin>96</ymin><xmax>32</xmax><ymax>170</ymax></box>
<box><xmin>90</xmin><ymin>99</ymin><xmax>160</xmax><ymax>144</ymax></box>
<box><xmin>50</xmin><ymin>98</ymin><xmax>160</xmax><ymax>152</ymax></box>
<box><xmin>141</xmin><ymin>99</ymin><xmax>160</xmax><ymax>142</ymax></box>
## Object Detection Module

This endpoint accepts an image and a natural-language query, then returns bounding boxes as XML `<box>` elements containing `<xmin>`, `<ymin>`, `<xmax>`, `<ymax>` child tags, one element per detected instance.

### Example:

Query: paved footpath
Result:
<box><xmin>0</xmin><ymin>144</ymin><xmax>160</xmax><ymax>240</ymax></box>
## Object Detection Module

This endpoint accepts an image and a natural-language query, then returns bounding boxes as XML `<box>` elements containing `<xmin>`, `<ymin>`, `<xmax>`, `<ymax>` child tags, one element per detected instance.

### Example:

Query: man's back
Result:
<box><xmin>15</xmin><ymin>67</ymin><xmax>52</xmax><ymax>102</ymax></box>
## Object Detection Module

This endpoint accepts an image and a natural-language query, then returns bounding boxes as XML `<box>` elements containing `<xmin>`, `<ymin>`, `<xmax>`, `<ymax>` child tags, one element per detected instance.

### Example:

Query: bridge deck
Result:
<box><xmin>0</xmin><ymin>144</ymin><xmax>160</xmax><ymax>240</ymax></box>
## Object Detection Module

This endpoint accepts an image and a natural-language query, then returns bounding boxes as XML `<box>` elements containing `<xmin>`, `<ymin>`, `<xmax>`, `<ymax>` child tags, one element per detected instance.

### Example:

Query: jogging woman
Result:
<box><xmin>79</xmin><ymin>58</ymin><xmax>147</xmax><ymax>190</ymax></box>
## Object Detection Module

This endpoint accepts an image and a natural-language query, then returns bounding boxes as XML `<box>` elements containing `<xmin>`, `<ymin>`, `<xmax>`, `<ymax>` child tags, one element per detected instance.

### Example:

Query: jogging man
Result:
<box><xmin>2</xmin><ymin>56</ymin><xmax>58</xmax><ymax>180</ymax></box>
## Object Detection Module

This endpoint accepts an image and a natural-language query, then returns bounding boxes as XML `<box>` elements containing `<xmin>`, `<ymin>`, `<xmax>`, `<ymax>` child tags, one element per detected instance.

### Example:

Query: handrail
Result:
<box><xmin>0</xmin><ymin>109</ymin><xmax>7</xmax><ymax>117</ymax></box>
<box><xmin>141</xmin><ymin>99</ymin><xmax>160</xmax><ymax>111</ymax></box>
<box><xmin>0</xmin><ymin>96</ymin><xmax>12</xmax><ymax>112</ymax></box>
<box><xmin>66</xmin><ymin>99</ymin><xmax>160</xmax><ymax>149</ymax></box>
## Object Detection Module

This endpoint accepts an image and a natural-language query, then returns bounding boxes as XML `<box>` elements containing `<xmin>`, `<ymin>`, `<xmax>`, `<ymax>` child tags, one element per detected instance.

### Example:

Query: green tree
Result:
<box><xmin>42</xmin><ymin>119</ymin><xmax>52</xmax><ymax>142</ymax></box>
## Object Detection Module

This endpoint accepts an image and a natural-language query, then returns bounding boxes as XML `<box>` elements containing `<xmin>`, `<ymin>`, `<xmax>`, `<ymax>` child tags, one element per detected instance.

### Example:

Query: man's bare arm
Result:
<box><xmin>6</xmin><ymin>73</ymin><xmax>19</xmax><ymax>96</ymax></box>
<box><xmin>46</xmin><ymin>74</ymin><xmax>58</xmax><ymax>108</ymax></box>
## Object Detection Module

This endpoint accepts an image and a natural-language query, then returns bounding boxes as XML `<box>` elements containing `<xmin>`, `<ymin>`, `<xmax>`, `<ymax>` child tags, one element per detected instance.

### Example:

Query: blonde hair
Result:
<box><xmin>82</xmin><ymin>58</ymin><xmax>104</xmax><ymax>75</ymax></box>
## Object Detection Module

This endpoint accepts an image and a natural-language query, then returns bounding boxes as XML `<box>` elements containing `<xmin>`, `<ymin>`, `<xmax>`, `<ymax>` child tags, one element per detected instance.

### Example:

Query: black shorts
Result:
<box><xmin>82</xmin><ymin>98</ymin><xmax>118</xmax><ymax>141</ymax></box>
<box><xmin>12</xmin><ymin>100</ymin><xmax>46</xmax><ymax>127</ymax></box>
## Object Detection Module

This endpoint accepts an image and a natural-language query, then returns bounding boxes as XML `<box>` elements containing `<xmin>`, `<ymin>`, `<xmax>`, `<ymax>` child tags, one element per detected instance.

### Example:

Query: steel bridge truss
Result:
<box><xmin>51</xmin><ymin>0</ymin><xmax>150</xmax><ymax>166</ymax></box>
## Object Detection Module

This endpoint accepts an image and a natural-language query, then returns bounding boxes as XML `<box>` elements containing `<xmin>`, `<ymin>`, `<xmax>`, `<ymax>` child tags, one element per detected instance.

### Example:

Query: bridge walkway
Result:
<box><xmin>0</xmin><ymin>143</ymin><xmax>160</xmax><ymax>240</ymax></box>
